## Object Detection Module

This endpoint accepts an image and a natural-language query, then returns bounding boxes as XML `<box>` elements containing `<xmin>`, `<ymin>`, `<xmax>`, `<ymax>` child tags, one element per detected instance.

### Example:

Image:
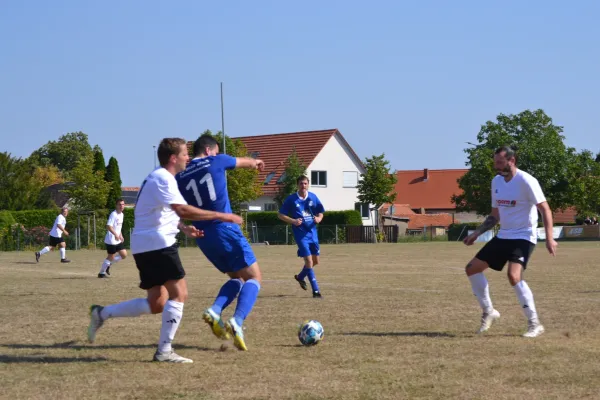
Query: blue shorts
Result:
<box><xmin>196</xmin><ymin>223</ymin><xmax>257</xmax><ymax>274</ymax></box>
<box><xmin>297</xmin><ymin>238</ymin><xmax>320</xmax><ymax>258</ymax></box>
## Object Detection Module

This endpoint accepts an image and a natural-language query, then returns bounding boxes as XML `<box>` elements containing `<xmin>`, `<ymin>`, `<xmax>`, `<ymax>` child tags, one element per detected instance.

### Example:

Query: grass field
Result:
<box><xmin>1</xmin><ymin>241</ymin><xmax>600</xmax><ymax>400</ymax></box>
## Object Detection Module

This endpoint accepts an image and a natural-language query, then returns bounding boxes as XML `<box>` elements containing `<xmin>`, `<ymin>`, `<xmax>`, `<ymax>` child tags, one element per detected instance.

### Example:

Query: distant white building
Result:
<box><xmin>233</xmin><ymin>129</ymin><xmax>374</xmax><ymax>225</ymax></box>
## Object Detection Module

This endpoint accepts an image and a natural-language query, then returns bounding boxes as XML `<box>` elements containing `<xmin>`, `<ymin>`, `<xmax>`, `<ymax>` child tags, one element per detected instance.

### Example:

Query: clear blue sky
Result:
<box><xmin>1</xmin><ymin>0</ymin><xmax>599</xmax><ymax>186</ymax></box>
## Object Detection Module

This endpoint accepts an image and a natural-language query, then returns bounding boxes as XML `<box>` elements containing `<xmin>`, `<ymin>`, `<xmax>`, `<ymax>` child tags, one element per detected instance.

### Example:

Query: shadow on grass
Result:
<box><xmin>341</xmin><ymin>331</ymin><xmax>456</xmax><ymax>338</ymax></box>
<box><xmin>0</xmin><ymin>354</ymin><xmax>109</xmax><ymax>363</ymax></box>
<box><xmin>51</xmin><ymin>277</ymin><xmax>90</xmax><ymax>280</ymax></box>
<box><xmin>1</xmin><ymin>340</ymin><xmax>213</xmax><ymax>351</ymax></box>
<box><xmin>14</xmin><ymin>261</ymin><xmax>38</xmax><ymax>265</ymax></box>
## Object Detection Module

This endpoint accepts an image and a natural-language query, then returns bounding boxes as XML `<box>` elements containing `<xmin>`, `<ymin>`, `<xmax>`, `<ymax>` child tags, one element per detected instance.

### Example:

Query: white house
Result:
<box><xmin>232</xmin><ymin>129</ymin><xmax>375</xmax><ymax>225</ymax></box>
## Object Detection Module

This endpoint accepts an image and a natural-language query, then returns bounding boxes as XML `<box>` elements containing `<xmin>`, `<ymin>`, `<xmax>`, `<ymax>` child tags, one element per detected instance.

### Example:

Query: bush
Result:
<box><xmin>11</xmin><ymin>210</ymin><xmax>59</xmax><ymax>229</ymax></box>
<box><xmin>447</xmin><ymin>223</ymin><xmax>481</xmax><ymax>241</ymax></box>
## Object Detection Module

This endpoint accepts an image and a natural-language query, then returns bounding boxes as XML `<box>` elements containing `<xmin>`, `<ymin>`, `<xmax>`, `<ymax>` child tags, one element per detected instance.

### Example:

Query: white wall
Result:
<box><xmin>246</xmin><ymin>195</ymin><xmax>278</xmax><ymax>211</ymax></box>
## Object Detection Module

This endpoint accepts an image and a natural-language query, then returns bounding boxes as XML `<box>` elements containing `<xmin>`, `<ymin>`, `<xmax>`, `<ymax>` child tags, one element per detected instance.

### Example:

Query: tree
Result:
<box><xmin>32</xmin><ymin>165</ymin><xmax>64</xmax><ymax>188</ymax></box>
<box><xmin>0</xmin><ymin>152</ymin><xmax>45</xmax><ymax>210</ymax></box>
<box><xmin>192</xmin><ymin>130</ymin><xmax>262</xmax><ymax>212</ymax></box>
<box><xmin>63</xmin><ymin>155</ymin><xmax>110</xmax><ymax>210</ymax></box>
<box><xmin>596</xmin><ymin>152</ymin><xmax>600</xmax><ymax>163</ymax></box>
<box><xmin>356</xmin><ymin>154</ymin><xmax>397</xmax><ymax>241</ymax></box>
<box><xmin>274</xmin><ymin>147</ymin><xmax>307</xmax><ymax>207</ymax></box>
<box><xmin>93</xmin><ymin>145</ymin><xmax>106</xmax><ymax>174</ymax></box>
<box><xmin>452</xmin><ymin>109</ymin><xmax>577</xmax><ymax>215</ymax></box>
<box><xmin>29</xmin><ymin>131</ymin><xmax>94</xmax><ymax>178</ymax></box>
<box><xmin>105</xmin><ymin>156</ymin><xmax>123</xmax><ymax>208</ymax></box>
<box><xmin>569</xmin><ymin>150</ymin><xmax>600</xmax><ymax>217</ymax></box>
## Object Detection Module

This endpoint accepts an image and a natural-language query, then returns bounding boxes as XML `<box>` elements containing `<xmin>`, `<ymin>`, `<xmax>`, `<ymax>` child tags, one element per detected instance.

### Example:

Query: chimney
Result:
<box><xmin>423</xmin><ymin>168</ymin><xmax>429</xmax><ymax>182</ymax></box>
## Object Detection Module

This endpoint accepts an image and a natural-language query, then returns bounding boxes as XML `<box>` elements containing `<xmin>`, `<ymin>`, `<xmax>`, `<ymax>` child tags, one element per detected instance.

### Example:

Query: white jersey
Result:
<box><xmin>492</xmin><ymin>169</ymin><xmax>546</xmax><ymax>244</ymax></box>
<box><xmin>50</xmin><ymin>214</ymin><xmax>66</xmax><ymax>238</ymax></box>
<box><xmin>104</xmin><ymin>210</ymin><xmax>124</xmax><ymax>245</ymax></box>
<box><xmin>130</xmin><ymin>167</ymin><xmax>187</xmax><ymax>254</ymax></box>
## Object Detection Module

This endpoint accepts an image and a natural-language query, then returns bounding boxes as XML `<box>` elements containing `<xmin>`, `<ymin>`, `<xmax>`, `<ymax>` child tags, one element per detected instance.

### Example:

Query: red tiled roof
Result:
<box><xmin>187</xmin><ymin>129</ymin><xmax>361</xmax><ymax>196</ymax></box>
<box><xmin>402</xmin><ymin>213</ymin><xmax>455</xmax><ymax>230</ymax></box>
<box><xmin>380</xmin><ymin>203</ymin><xmax>415</xmax><ymax>215</ymax></box>
<box><xmin>121</xmin><ymin>187</ymin><xmax>140</xmax><ymax>191</ymax></box>
<box><xmin>393</xmin><ymin>169</ymin><xmax>468</xmax><ymax>209</ymax></box>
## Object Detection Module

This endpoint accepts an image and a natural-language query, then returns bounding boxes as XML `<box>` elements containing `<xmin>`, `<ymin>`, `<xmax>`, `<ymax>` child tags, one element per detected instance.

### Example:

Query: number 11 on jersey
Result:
<box><xmin>185</xmin><ymin>173</ymin><xmax>216</xmax><ymax>207</ymax></box>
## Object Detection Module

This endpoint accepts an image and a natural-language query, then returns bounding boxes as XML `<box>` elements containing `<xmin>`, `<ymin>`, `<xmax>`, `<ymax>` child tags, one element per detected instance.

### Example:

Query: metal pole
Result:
<box><xmin>153</xmin><ymin>145</ymin><xmax>157</xmax><ymax>168</ymax></box>
<box><xmin>93</xmin><ymin>214</ymin><xmax>97</xmax><ymax>250</ymax></box>
<box><xmin>335</xmin><ymin>224</ymin><xmax>338</xmax><ymax>244</ymax></box>
<box><xmin>221</xmin><ymin>82</ymin><xmax>226</xmax><ymax>154</ymax></box>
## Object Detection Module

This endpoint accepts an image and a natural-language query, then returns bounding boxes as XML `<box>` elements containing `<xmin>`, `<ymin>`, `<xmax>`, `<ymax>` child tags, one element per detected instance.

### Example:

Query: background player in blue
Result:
<box><xmin>278</xmin><ymin>175</ymin><xmax>325</xmax><ymax>298</ymax></box>
<box><xmin>176</xmin><ymin>134</ymin><xmax>265</xmax><ymax>351</ymax></box>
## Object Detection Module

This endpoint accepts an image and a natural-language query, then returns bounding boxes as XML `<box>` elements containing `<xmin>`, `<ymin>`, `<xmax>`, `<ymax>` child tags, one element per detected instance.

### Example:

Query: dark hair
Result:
<box><xmin>297</xmin><ymin>175</ymin><xmax>309</xmax><ymax>184</ymax></box>
<box><xmin>157</xmin><ymin>138</ymin><xmax>187</xmax><ymax>167</ymax></box>
<box><xmin>116</xmin><ymin>198</ymin><xmax>125</xmax><ymax>204</ymax></box>
<box><xmin>193</xmin><ymin>134</ymin><xmax>219</xmax><ymax>156</ymax></box>
<box><xmin>495</xmin><ymin>145</ymin><xmax>518</xmax><ymax>162</ymax></box>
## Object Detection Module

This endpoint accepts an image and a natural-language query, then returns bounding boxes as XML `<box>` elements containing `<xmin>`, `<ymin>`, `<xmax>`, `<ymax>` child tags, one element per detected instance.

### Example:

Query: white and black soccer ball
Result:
<box><xmin>298</xmin><ymin>320</ymin><xmax>324</xmax><ymax>346</ymax></box>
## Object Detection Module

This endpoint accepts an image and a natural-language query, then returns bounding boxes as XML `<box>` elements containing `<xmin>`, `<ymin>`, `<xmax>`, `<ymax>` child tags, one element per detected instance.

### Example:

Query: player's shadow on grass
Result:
<box><xmin>1</xmin><ymin>341</ymin><xmax>213</xmax><ymax>351</ymax></box>
<box><xmin>15</xmin><ymin>261</ymin><xmax>38</xmax><ymax>265</ymax></box>
<box><xmin>0</xmin><ymin>354</ymin><xmax>109</xmax><ymax>363</ymax></box>
<box><xmin>341</xmin><ymin>332</ymin><xmax>455</xmax><ymax>338</ymax></box>
<box><xmin>51</xmin><ymin>277</ymin><xmax>89</xmax><ymax>280</ymax></box>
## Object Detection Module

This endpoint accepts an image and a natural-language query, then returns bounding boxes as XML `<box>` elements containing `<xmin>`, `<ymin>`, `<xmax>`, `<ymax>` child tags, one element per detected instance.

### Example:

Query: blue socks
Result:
<box><xmin>211</xmin><ymin>278</ymin><xmax>243</xmax><ymax>315</ymax></box>
<box><xmin>297</xmin><ymin>266</ymin><xmax>310</xmax><ymax>281</ymax></box>
<box><xmin>306</xmin><ymin>268</ymin><xmax>320</xmax><ymax>293</ymax></box>
<box><xmin>233</xmin><ymin>279</ymin><xmax>261</xmax><ymax>326</ymax></box>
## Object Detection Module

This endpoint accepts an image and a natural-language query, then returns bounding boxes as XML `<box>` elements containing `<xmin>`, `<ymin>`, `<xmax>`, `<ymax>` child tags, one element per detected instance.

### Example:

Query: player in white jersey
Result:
<box><xmin>35</xmin><ymin>207</ymin><xmax>71</xmax><ymax>263</ymax></box>
<box><xmin>97</xmin><ymin>198</ymin><xmax>127</xmax><ymax>278</ymax></box>
<box><xmin>463</xmin><ymin>145</ymin><xmax>558</xmax><ymax>338</ymax></box>
<box><xmin>87</xmin><ymin>138</ymin><xmax>243</xmax><ymax>363</ymax></box>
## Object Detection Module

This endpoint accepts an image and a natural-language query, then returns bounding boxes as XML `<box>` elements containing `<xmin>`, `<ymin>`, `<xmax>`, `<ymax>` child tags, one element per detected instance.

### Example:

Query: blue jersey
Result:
<box><xmin>279</xmin><ymin>192</ymin><xmax>325</xmax><ymax>240</ymax></box>
<box><xmin>176</xmin><ymin>154</ymin><xmax>237</xmax><ymax>230</ymax></box>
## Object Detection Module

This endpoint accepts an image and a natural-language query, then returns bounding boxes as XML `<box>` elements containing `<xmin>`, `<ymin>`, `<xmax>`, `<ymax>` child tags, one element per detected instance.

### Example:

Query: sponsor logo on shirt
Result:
<box><xmin>496</xmin><ymin>199</ymin><xmax>517</xmax><ymax>207</ymax></box>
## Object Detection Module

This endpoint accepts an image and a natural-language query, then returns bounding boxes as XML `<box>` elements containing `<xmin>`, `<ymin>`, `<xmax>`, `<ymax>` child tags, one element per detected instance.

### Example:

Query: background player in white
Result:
<box><xmin>98</xmin><ymin>198</ymin><xmax>127</xmax><ymax>278</ymax></box>
<box><xmin>87</xmin><ymin>138</ymin><xmax>243</xmax><ymax>363</ymax></box>
<box><xmin>35</xmin><ymin>207</ymin><xmax>70</xmax><ymax>263</ymax></box>
<box><xmin>463</xmin><ymin>145</ymin><xmax>557</xmax><ymax>338</ymax></box>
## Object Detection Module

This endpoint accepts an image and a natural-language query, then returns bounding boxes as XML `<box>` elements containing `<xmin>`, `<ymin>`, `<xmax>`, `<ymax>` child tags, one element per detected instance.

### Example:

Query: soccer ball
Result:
<box><xmin>298</xmin><ymin>320</ymin><xmax>324</xmax><ymax>346</ymax></box>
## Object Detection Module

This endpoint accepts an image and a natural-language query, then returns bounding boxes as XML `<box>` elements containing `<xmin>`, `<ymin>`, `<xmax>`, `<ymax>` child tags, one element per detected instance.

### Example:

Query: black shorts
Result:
<box><xmin>48</xmin><ymin>235</ymin><xmax>65</xmax><ymax>247</ymax></box>
<box><xmin>106</xmin><ymin>242</ymin><xmax>125</xmax><ymax>254</ymax></box>
<box><xmin>475</xmin><ymin>237</ymin><xmax>535</xmax><ymax>271</ymax></box>
<box><xmin>133</xmin><ymin>244</ymin><xmax>185</xmax><ymax>290</ymax></box>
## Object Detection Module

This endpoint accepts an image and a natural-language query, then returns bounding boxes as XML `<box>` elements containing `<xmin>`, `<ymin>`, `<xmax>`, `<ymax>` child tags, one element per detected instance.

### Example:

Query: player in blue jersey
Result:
<box><xmin>278</xmin><ymin>175</ymin><xmax>325</xmax><ymax>298</ymax></box>
<box><xmin>176</xmin><ymin>134</ymin><xmax>265</xmax><ymax>351</ymax></box>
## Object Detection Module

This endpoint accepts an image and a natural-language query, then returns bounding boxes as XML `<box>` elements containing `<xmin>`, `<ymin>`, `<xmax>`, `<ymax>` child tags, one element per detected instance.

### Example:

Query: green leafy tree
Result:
<box><xmin>452</xmin><ymin>109</ymin><xmax>576</xmax><ymax>215</ymax></box>
<box><xmin>0</xmin><ymin>152</ymin><xmax>46</xmax><ymax>210</ymax></box>
<box><xmin>569</xmin><ymin>150</ymin><xmax>600</xmax><ymax>217</ymax></box>
<box><xmin>192</xmin><ymin>130</ymin><xmax>262</xmax><ymax>212</ymax></box>
<box><xmin>356</xmin><ymin>154</ymin><xmax>397</xmax><ymax>241</ymax></box>
<box><xmin>93</xmin><ymin>145</ymin><xmax>106</xmax><ymax>174</ymax></box>
<box><xmin>105</xmin><ymin>156</ymin><xmax>123</xmax><ymax>208</ymax></box>
<box><xmin>63</xmin><ymin>155</ymin><xmax>110</xmax><ymax>210</ymax></box>
<box><xmin>29</xmin><ymin>132</ymin><xmax>94</xmax><ymax>178</ymax></box>
<box><xmin>596</xmin><ymin>152</ymin><xmax>600</xmax><ymax>163</ymax></box>
<box><xmin>274</xmin><ymin>147</ymin><xmax>307</xmax><ymax>207</ymax></box>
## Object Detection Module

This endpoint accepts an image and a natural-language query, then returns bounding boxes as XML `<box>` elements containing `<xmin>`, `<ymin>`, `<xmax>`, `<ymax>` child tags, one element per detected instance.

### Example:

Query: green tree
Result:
<box><xmin>569</xmin><ymin>150</ymin><xmax>600</xmax><ymax>217</ymax></box>
<box><xmin>93</xmin><ymin>145</ymin><xmax>106</xmax><ymax>174</ymax></box>
<box><xmin>192</xmin><ymin>130</ymin><xmax>262</xmax><ymax>212</ymax></box>
<box><xmin>105</xmin><ymin>156</ymin><xmax>123</xmax><ymax>208</ymax></box>
<box><xmin>63</xmin><ymin>155</ymin><xmax>110</xmax><ymax>210</ymax></box>
<box><xmin>452</xmin><ymin>109</ymin><xmax>576</xmax><ymax>215</ymax></box>
<box><xmin>274</xmin><ymin>147</ymin><xmax>307</xmax><ymax>207</ymax></box>
<box><xmin>29</xmin><ymin>131</ymin><xmax>94</xmax><ymax>178</ymax></box>
<box><xmin>356</xmin><ymin>154</ymin><xmax>397</xmax><ymax>241</ymax></box>
<box><xmin>0</xmin><ymin>152</ymin><xmax>45</xmax><ymax>210</ymax></box>
<box><xmin>596</xmin><ymin>152</ymin><xmax>600</xmax><ymax>163</ymax></box>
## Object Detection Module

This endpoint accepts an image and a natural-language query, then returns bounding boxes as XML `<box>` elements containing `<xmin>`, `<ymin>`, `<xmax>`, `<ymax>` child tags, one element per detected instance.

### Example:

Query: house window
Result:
<box><xmin>277</xmin><ymin>172</ymin><xmax>287</xmax><ymax>184</ymax></box>
<box><xmin>264</xmin><ymin>203</ymin><xmax>278</xmax><ymax>212</ymax></box>
<box><xmin>311</xmin><ymin>171</ymin><xmax>327</xmax><ymax>187</ymax></box>
<box><xmin>250</xmin><ymin>151</ymin><xmax>260</xmax><ymax>159</ymax></box>
<box><xmin>264</xmin><ymin>171</ymin><xmax>276</xmax><ymax>185</ymax></box>
<box><xmin>355</xmin><ymin>203</ymin><xmax>370</xmax><ymax>219</ymax></box>
<box><xmin>343</xmin><ymin>171</ymin><xmax>358</xmax><ymax>188</ymax></box>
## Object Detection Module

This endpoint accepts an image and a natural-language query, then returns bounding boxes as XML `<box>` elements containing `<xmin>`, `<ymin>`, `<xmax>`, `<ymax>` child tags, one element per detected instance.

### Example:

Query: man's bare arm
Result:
<box><xmin>473</xmin><ymin>208</ymin><xmax>500</xmax><ymax>236</ymax></box>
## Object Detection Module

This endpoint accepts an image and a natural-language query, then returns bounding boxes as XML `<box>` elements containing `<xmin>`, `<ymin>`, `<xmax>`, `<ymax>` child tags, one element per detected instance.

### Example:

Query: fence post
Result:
<box><xmin>335</xmin><ymin>224</ymin><xmax>338</xmax><ymax>244</ymax></box>
<box><xmin>285</xmin><ymin>225</ymin><xmax>289</xmax><ymax>245</ymax></box>
<box><xmin>17</xmin><ymin>228</ymin><xmax>20</xmax><ymax>252</ymax></box>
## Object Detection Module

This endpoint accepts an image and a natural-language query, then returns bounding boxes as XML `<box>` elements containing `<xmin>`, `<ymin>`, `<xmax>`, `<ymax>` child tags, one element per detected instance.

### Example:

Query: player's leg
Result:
<box><xmin>154</xmin><ymin>278</ymin><xmax>191</xmax><ymax>363</ymax></box>
<box><xmin>226</xmin><ymin>261</ymin><xmax>262</xmax><ymax>351</ymax></box>
<box><xmin>466</xmin><ymin>238</ymin><xmax>506</xmax><ymax>333</ymax></box>
<box><xmin>98</xmin><ymin>246</ymin><xmax>116</xmax><ymax>278</ymax></box>
<box><xmin>58</xmin><ymin>239</ymin><xmax>70</xmax><ymax>263</ymax></box>
<box><xmin>306</xmin><ymin>244</ymin><xmax>322</xmax><ymax>298</ymax></box>
<box><xmin>294</xmin><ymin>241</ymin><xmax>313</xmax><ymax>290</ymax></box>
<box><xmin>507</xmin><ymin>241</ymin><xmax>544</xmax><ymax>338</ymax></box>
<box><xmin>36</xmin><ymin>237</ymin><xmax>56</xmax><ymax>261</ymax></box>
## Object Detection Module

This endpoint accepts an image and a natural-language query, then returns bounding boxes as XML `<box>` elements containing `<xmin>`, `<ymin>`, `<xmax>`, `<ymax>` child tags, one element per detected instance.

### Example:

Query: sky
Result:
<box><xmin>1</xmin><ymin>0</ymin><xmax>599</xmax><ymax>186</ymax></box>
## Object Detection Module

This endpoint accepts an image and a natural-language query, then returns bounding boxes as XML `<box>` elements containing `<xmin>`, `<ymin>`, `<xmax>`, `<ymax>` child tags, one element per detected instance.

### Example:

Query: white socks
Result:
<box><xmin>112</xmin><ymin>255</ymin><xmax>122</xmax><ymax>263</ymax></box>
<box><xmin>158</xmin><ymin>300</ymin><xmax>184</xmax><ymax>353</ymax></box>
<box><xmin>99</xmin><ymin>259</ymin><xmax>111</xmax><ymax>274</ymax></box>
<box><xmin>39</xmin><ymin>247</ymin><xmax>51</xmax><ymax>255</ymax></box>
<box><xmin>100</xmin><ymin>298</ymin><xmax>151</xmax><ymax>319</ymax></box>
<box><xmin>513</xmin><ymin>280</ymin><xmax>538</xmax><ymax>322</ymax></box>
<box><xmin>468</xmin><ymin>273</ymin><xmax>494</xmax><ymax>314</ymax></box>
<box><xmin>59</xmin><ymin>248</ymin><xmax>66</xmax><ymax>259</ymax></box>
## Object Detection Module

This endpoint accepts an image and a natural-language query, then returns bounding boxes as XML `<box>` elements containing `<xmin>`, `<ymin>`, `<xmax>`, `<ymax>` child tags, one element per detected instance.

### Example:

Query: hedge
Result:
<box><xmin>246</xmin><ymin>210</ymin><xmax>363</xmax><ymax>226</ymax></box>
<box><xmin>447</xmin><ymin>223</ymin><xmax>483</xmax><ymax>241</ymax></box>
